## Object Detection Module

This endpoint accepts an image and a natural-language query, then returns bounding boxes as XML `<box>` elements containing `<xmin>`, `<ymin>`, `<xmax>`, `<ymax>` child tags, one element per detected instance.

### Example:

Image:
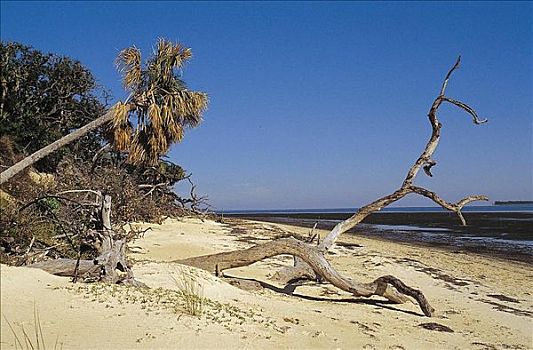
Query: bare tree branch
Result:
<box><xmin>55</xmin><ymin>189</ymin><xmax>103</xmax><ymax>204</ymax></box>
<box><xmin>177</xmin><ymin>237</ymin><xmax>434</xmax><ymax>316</ymax></box>
<box><xmin>439</xmin><ymin>55</ymin><xmax>461</xmax><ymax>96</ymax></box>
<box><xmin>409</xmin><ymin>186</ymin><xmax>488</xmax><ymax>212</ymax></box>
<box><xmin>172</xmin><ymin>174</ymin><xmax>210</xmax><ymax>214</ymax></box>
<box><xmin>409</xmin><ymin>186</ymin><xmax>488</xmax><ymax>225</ymax></box>
<box><xmin>441</xmin><ymin>97</ymin><xmax>488</xmax><ymax>124</ymax></box>
<box><xmin>138</xmin><ymin>182</ymin><xmax>170</xmax><ymax>199</ymax></box>
<box><xmin>318</xmin><ymin>57</ymin><xmax>488</xmax><ymax>252</ymax></box>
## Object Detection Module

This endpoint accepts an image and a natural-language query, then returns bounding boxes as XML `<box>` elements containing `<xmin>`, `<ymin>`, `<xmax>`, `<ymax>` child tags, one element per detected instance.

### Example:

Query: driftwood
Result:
<box><xmin>177</xmin><ymin>237</ymin><xmax>434</xmax><ymax>316</ymax></box>
<box><xmin>274</xmin><ymin>56</ymin><xmax>488</xmax><ymax>285</ymax></box>
<box><xmin>29</xmin><ymin>192</ymin><xmax>144</xmax><ymax>286</ymax></box>
<box><xmin>30</xmin><ymin>258</ymin><xmax>100</xmax><ymax>277</ymax></box>
<box><xmin>178</xmin><ymin>57</ymin><xmax>488</xmax><ymax>318</ymax></box>
<box><xmin>318</xmin><ymin>56</ymin><xmax>487</xmax><ymax>252</ymax></box>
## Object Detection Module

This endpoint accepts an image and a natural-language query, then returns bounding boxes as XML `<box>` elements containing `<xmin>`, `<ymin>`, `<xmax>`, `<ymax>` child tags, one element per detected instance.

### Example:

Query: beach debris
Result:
<box><xmin>244</xmin><ymin>56</ymin><xmax>489</xmax><ymax>315</ymax></box>
<box><xmin>415</xmin><ymin>266</ymin><xmax>470</xmax><ymax>286</ymax></box>
<box><xmin>418</xmin><ymin>322</ymin><xmax>454</xmax><ymax>333</ymax></box>
<box><xmin>176</xmin><ymin>58</ymin><xmax>491</xmax><ymax>319</ymax></box>
<box><xmin>477</xmin><ymin>299</ymin><xmax>532</xmax><ymax>317</ymax></box>
<box><xmin>337</xmin><ymin>242</ymin><xmax>364</xmax><ymax>249</ymax></box>
<box><xmin>350</xmin><ymin>320</ymin><xmax>377</xmax><ymax>337</ymax></box>
<box><xmin>487</xmin><ymin>294</ymin><xmax>520</xmax><ymax>303</ymax></box>
<box><xmin>177</xmin><ymin>236</ymin><xmax>435</xmax><ymax>317</ymax></box>
<box><xmin>283</xmin><ymin>317</ymin><xmax>300</xmax><ymax>324</ymax></box>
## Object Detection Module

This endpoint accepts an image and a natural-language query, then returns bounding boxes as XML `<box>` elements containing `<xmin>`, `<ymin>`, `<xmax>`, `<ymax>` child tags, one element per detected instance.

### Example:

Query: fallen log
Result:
<box><xmin>29</xmin><ymin>258</ymin><xmax>99</xmax><ymax>277</ymax></box>
<box><xmin>268</xmin><ymin>57</ymin><xmax>488</xmax><ymax>291</ymax></box>
<box><xmin>27</xmin><ymin>248</ymin><xmax>145</xmax><ymax>287</ymax></box>
<box><xmin>177</xmin><ymin>237</ymin><xmax>434</xmax><ymax>317</ymax></box>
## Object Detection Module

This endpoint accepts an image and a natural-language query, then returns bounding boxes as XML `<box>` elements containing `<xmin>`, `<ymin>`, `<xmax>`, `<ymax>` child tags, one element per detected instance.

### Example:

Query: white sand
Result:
<box><xmin>1</xmin><ymin>217</ymin><xmax>532</xmax><ymax>349</ymax></box>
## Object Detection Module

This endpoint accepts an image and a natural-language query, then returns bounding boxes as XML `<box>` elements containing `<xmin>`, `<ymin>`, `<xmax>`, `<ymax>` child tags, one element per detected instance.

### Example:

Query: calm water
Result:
<box><xmin>221</xmin><ymin>204</ymin><xmax>533</xmax><ymax>215</ymax></box>
<box><xmin>224</xmin><ymin>205</ymin><xmax>533</xmax><ymax>261</ymax></box>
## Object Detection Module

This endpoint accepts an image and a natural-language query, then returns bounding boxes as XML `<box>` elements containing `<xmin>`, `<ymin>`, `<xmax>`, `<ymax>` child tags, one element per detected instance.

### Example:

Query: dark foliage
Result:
<box><xmin>0</xmin><ymin>41</ymin><xmax>108</xmax><ymax>171</ymax></box>
<box><xmin>0</xmin><ymin>42</ymin><xmax>209</xmax><ymax>265</ymax></box>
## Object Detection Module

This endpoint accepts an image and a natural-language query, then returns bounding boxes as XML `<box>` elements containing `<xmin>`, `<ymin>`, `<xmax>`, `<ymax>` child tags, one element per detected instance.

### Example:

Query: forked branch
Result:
<box><xmin>441</xmin><ymin>97</ymin><xmax>488</xmax><ymax>125</ymax></box>
<box><xmin>409</xmin><ymin>186</ymin><xmax>488</xmax><ymax>225</ymax></box>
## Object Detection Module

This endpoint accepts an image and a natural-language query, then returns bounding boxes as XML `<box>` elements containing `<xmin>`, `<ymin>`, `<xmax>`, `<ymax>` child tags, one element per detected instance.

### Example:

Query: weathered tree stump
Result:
<box><xmin>29</xmin><ymin>193</ymin><xmax>144</xmax><ymax>286</ymax></box>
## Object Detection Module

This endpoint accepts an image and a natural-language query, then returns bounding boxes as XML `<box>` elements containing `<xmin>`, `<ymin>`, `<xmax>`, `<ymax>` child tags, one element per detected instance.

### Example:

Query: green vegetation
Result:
<box><xmin>0</xmin><ymin>40</ymin><xmax>210</xmax><ymax>265</ymax></box>
<box><xmin>0</xmin><ymin>42</ymin><xmax>106</xmax><ymax>172</ymax></box>
<box><xmin>171</xmin><ymin>268</ymin><xmax>205</xmax><ymax>316</ymax></box>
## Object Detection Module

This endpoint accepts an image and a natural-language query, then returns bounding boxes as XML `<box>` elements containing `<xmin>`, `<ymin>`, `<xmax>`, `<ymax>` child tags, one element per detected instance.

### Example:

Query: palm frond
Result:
<box><xmin>170</xmin><ymin>42</ymin><xmax>192</xmax><ymax>68</ymax></box>
<box><xmin>148</xmin><ymin>103</ymin><xmax>162</xmax><ymax>130</ymax></box>
<box><xmin>111</xmin><ymin>102</ymin><xmax>133</xmax><ymax>151</ymax></box>
<box><xmin>114</xmin><ymin>125</ymin><xmax>132</xmax><ymax>151</ymax></box>
<box><xmin>164</xmin><ymin>120</ymin><xmax>184</xmax><ymax>143</ymax></box>
<box><xmin>160</xmin><ymin>104</ymin><xmax>172</xmax><ymax>126</ymax></box>
<box><xmin>116</xmin><ymin>47</ymin><xmax>142</xmax><ymax>90</ymax></box>
<box><xmin>111</xmin><ymin>102</ymin><xmax>130</xmax><ymax>128</ymax></box>
<box><xmin>176</xmin><ymin>91</ymin><xmax>208</xmax><ymax>127</ymax></box>
<box><xmin>115</xmin><ymin>39</ymin><xmax>209</xmax><ymax>165</ymax></box>
<box><xmin>128</xmin><ymin>131</ymin><xmax>146</xmax><ymax>165</ymax></box>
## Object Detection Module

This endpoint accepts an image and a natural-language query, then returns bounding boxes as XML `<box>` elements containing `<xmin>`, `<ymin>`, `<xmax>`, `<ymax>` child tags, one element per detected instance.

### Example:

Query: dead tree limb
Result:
<box><xmin>177</xmin><ymin>237</ymin><xmax>434</xmax><ymax>317</ymax></box>
<box><xmin>138</xmin><ymin>182</ymin><xmax>170</xmax><ymax>199</ymax></box>
<box><xmin>29</xmin><ymin>258</ymin><xmax>100</xmax><ymax>278</ymax></box>
<box><xmin>276</xmin><ymin>57</ymin><xmax>488</xmax><ymax>288</ymax></box>
<box><xmin>319</xmin><ymin>56</ymin><xmax>488</xmax><ymax>252</ymax></box>
<box><xmin>173</xmin><ymin>174</ymin><xmax>210</xmax><ymax>214</ymax></box>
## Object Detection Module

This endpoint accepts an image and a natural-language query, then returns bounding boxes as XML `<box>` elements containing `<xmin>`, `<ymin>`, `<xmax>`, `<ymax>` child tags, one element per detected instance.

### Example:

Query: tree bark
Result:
<box><xmin>0</xmin><ymin>110</ymin><xmax>114</xmax><ymax>185</ymax></box>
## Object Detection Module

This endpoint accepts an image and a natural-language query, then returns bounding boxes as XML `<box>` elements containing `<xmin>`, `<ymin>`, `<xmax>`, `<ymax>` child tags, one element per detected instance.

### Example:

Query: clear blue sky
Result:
<box><xmin>2</xmin><ymin>1</ymin><xmax>532</xmax><ymax>210</ymax></box>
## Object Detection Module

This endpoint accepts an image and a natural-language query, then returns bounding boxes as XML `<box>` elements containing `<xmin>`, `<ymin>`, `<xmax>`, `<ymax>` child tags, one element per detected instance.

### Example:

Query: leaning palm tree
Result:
<box><xmin>0</xmin><ymin>39</ymin><xmax>208</xmax><ymax>184</ymax></box>
<box><xmin>113</xmin><ymin>39</ymin><xmax>207</xmax><ymax>165</ymax></box>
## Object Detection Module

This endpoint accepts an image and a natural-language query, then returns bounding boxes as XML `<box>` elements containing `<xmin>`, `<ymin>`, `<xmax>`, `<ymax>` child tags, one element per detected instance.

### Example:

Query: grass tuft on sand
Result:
<box><xmin>3</xmin><ymin>304</ymin><xmax>61</xmax><ymax>350</ymax></box>
<box><xmin>171</xmin><ymin>268</ymin><xmax>205</xmax><ymax>316</ymax></box>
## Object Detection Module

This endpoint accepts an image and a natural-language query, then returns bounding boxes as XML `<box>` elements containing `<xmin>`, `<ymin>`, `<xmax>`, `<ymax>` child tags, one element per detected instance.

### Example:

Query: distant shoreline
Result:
<box><xmin>494</xmin><ymin>200</ymin><xmax>533</xmax><ymax>205</ymax></box>
<box><xmin>220</xmin><ymin>204</ymin><xmax>533</xmax><ymax>215</ymax></box>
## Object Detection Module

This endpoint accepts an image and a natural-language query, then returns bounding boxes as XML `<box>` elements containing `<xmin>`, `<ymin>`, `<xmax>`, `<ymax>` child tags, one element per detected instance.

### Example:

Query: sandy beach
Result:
<box><xmin>1</xmin><ymin>217</ymin><xmax>532</xmax><ymax>349</ymax></box>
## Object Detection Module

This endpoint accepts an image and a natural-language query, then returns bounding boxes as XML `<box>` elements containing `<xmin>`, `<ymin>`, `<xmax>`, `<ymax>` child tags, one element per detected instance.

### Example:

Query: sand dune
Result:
<box><xmin>1</xmin><ymin>217</ymin><xmax>532</xmax><ymax>349</ymax></box>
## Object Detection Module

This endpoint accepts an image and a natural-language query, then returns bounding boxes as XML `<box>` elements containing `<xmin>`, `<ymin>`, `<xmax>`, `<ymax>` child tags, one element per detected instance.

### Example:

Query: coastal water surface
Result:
<box><xmin>224</xmin><ymin>205</ymin><xmax>533</xmax><ymax>262</ymax></box>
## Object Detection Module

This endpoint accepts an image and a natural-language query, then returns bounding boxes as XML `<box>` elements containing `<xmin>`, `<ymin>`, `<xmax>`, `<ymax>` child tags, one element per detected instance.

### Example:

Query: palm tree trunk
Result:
<box><xmin>0</xmin><ymin>110</ymin><xmax>114</xmax><ymax>185</ymax></box>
